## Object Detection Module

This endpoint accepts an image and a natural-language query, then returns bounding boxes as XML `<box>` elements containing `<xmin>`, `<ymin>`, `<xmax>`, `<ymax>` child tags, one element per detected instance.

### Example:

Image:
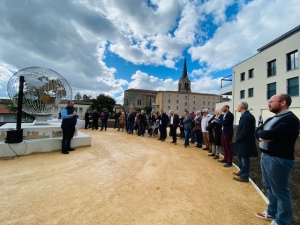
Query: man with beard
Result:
<box><xmin>61</xmin><ymin>101</ymin><xmax>77</xmax><ymax>154</ymax></box>
<box><xmin>255</xmin><ymin>94</ymin><xmax>299</xmax><ymax>225</ymax></box>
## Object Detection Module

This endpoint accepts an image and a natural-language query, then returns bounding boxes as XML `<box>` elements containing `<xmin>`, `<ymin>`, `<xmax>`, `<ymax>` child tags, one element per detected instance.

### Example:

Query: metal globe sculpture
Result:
<box><xmin>7</xmin><ymin>67</ymin><xmax>72</xmax><ymax>124</ymax></box>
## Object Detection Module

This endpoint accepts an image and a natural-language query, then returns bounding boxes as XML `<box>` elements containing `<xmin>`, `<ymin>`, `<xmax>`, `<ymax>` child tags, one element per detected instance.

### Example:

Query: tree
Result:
<box><xmin>74</xmin><ymin>92</ymin><xmax>82</xmax><ymax>100</ymax></box>
<box><xmin>5</xmin><ymin>99</ymin><xmax>35</xmax><ymax>121</ymax></box>
<box><xmin>91</xmin><ymin>94</ymin><xmax>116</xmax><ymax>115</ymax></box>
<box><xmin>144</xmin><ymin>106</ymin><xmax>152</xmax><ymax>114</ymax></box>
<box><xmin>82</xmin><ymin>94</ymin><xmax>91</xmax><ymax>100</ymax></box>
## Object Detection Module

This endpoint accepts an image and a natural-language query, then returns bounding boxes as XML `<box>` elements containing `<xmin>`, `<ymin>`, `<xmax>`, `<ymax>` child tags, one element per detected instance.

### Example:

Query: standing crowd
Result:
<box><xmin>62</xmin><ymin>93</ymin><xmax>299</xmax><ymax>225</ymax></box>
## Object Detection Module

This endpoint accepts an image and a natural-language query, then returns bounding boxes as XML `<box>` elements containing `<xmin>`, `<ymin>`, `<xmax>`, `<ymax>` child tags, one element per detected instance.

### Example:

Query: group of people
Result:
<box><xmin>61</xmin><ymin>93</ymin><xmax>299</xmax><ymax>225</ymax></box>
<box><xmin>84</xmin><ymin>108</ymin><xmax>110</xmax><ymax>131</ymax></box>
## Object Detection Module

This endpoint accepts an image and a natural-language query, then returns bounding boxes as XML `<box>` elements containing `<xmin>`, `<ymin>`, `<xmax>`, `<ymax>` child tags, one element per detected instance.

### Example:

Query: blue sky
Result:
<box><xmin>0</xmin><ymin>0</ymin><xmax>300</xmax><ymax>103</ymax></box>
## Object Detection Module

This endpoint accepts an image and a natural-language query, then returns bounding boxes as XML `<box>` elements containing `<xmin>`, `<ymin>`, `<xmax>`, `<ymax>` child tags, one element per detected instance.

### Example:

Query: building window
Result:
<box><xmin>212</xmin><ymin>108</ymin><xmax>214</xmax><ymax>112</ymax></box>
<box><xmin>176</xmin><ymin>106</ymin><xmax>178</xmax><ymax>110</ymax></box>
<box><xmin>203</xmin><ymin>101</ymin><xmax>205</xmax><ymax>105</ymax></box>
<box><xmin>176</xmin><ymin>100</ymin><xmax>179</xmax><ymax>104</ymax></box>
<box><xmin>213</xmin><ymin>102</ymin><xmax>214</xmax><ymax>105</ymax></box>
<box><xmin>267</xmin><ymin>59</ymin><xmax>276</xmax><ymax>77</ymax></box>
<box><xmin>240</xmin><ymin>72</ymin><xmax>245</xmax><ymax>81</ymax></box>
<box><xmin>168</xmin><ymin>99</ymin><xmax>170</xmax><ymax>103</ymax></box>
<box><xmin>248</xmin><ymin>88</ymin><xmax>254</xmax><ymax>97</ymax></box>
<box><xmin>185</xmin><ymin>96</ymin><xmax>187</xmax><ymax>100</ymax></box>
<box><xmin>248</xmin><ymin>69</ymin><xmax>254</xmax><ymax>79</ymax></box>
<box><xmin>168</xmin><ymin>106</ymin><xmax>170</xmax><ymax>110</ymax></box>
<box><xmin>208</xmin><ymin>102</ymin><xmax>210</xmax><ymax>105</ymax></box>
<box><xmin>185</xmin><ymin>102</ymin><xmax>187</xmax><ymax>106</ymax></box>
<box><xmin>287</xmin><ymin>77</ymin><xmax>299</xmax><ymax>96</ymax></box>
<box><xmin>193</xmin><ymin>107</ymin><xmax>195</xmax><ymax>110</ymax></box>
<box><xmin>240</xmin><ymin>90</ymin><xmax>245</xmax><ymax>99</ymax></box>
<box><xmin>79</xmin><ymin>108</ymin><xmax>83</xmax><ymax>113</ymax></box>
<box><xmin>287</xmin><ymin>50</ymin><xmax>299</xmax><ymax>71</ymax></box>
<box><xmin>193</xmin><ymin>101</ymin><xmax>195</xmax><ymax>105</ymax></box>
<box><xmin>194</xmin><ymin>96</ymin><xmax>195</xmax><ymax>98</ymax></box>
<box><xmin>267</xmin><ymin>82</ymin><xmax>276</xmax><ymax>99</ymax></box>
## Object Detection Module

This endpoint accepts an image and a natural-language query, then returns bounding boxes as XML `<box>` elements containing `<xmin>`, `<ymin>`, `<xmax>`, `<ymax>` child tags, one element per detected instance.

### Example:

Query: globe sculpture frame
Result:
<box><xmin>7</xmin><ymin>67</ymin><xmax>72</xmax><ymax>125</ymax></box>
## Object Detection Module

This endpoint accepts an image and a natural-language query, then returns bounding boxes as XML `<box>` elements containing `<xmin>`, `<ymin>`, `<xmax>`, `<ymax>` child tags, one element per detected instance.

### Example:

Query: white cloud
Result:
<box><xmin>128</xmin><ymin>70</ymin><xmax>177</xmax><ymax>91</ymax></box>
<box><xmin>189</xmin><ymin>0</ymin><xmax>300</xmax><ymax>71</ymax></box>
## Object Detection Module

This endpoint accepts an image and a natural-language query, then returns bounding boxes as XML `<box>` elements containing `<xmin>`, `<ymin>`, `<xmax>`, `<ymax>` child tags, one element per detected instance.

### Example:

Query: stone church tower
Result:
<box><xmin>178</xmin><ymin>58</ymin><xmax>191</xmax><ymax>92</ymax></box>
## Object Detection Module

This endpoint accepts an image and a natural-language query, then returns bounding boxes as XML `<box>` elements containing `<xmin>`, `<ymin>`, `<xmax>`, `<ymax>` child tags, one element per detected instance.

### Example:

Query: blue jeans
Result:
<box><xmin>184</xmin><ymin>129</ymin><xmax>190</xmax><ymax>145</ymax></box>
<box><xmin>195</xmin><ymin>130</ymin><xmax>203</xmax><ymax>145</ymax></box>
<box><xmin>238</xmin><ymin>156</ymin><xmax>250</xmax><ymax>179</ymax></box>
<box><xmin>128</xmin><ymin>121</ymin><xmax>134</xmax><ymax>133</ymax></box>
<box><xmin>261</xmin><ymin>153</ymin><xmax>295</xmax><ymax>225</ymax></box>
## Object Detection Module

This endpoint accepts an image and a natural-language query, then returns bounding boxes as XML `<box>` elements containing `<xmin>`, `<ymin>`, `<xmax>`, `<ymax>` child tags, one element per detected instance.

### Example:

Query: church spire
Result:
<box><xmin>180</xmin><ymin>58</ymin><xmax>188</xmax><ymax>79</ymax></box>
<box><xmin>178</xmin><ymin>58</ymin><xmax>191</xmax><ymax>92</ymax></box>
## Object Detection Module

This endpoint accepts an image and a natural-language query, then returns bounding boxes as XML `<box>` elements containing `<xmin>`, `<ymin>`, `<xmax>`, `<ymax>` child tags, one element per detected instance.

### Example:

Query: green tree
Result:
<box><xmin>5</xmin><ymin>99</ymin><xmax>35</xmax><ymax>120</ymax></box>
<box><xmin>74</xmin><ymin>92</ymin><xmax>82</xmax><ymax>100</ymax></box>
<box><xmin>144</xmin><ymin>106</ymin><xmax>152</xmax><ymax>114</ymax></box>
<box><xmin>91</xmin><ymin>94</ymin><xmax>116</xmax><ymax>115</ymax></box>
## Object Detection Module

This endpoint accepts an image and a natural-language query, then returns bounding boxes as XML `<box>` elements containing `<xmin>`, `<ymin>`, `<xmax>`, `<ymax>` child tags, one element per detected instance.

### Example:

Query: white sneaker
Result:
<box><xmin>270</xmin><ymin>220</ymin><xmax>278</xmax><ymax>225</ymax></box>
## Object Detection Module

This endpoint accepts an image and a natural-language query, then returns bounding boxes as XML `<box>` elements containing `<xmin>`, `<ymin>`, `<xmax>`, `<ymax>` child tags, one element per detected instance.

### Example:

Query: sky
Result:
<box><xmin>0</xmin><ymin>0</ymin><xmax>300</xmax><ymax>104</ymax></box>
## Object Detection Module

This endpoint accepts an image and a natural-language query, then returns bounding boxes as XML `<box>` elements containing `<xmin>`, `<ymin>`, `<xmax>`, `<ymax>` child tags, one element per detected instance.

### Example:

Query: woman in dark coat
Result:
<box><xmin>233</xmin><ymin>102</ymin><xmax>258</xmax><ymax>182</ymax></box>
<box><xmin>207</xmin><ymin>108</ymin><xmax>223</xmax><ymax>159</ymax></box>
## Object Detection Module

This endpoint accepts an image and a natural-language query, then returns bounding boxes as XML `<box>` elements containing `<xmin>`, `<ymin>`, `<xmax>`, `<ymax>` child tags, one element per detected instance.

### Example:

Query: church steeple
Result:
<box><xmin>178</xmin><ymin>58</ymin><xmax>191</xmax><ymax>92</ymax></box>
<box><xmin>180</xmin><ymin>58</ymin><xmax>188</xmax><ymax>79</ymax></box>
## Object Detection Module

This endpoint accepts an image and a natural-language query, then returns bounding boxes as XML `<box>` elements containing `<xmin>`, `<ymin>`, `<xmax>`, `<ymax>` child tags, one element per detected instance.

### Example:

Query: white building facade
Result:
<box><xmin>217</xmin><ymin>25</ymin><xmax>300</xmax><ymax>125</ymax></box>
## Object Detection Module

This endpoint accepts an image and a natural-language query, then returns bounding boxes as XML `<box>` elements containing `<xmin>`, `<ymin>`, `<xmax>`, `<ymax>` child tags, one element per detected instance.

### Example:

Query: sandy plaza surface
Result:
<box><xmin>0</xmin><ymin>128</ymin><xmax>270</xmax><ymax>225</ymax></box>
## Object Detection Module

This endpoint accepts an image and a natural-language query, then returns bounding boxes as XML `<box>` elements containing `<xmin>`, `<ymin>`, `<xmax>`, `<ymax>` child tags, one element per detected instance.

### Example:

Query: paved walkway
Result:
<box><xmin>0</xmin><ymin>128</ymin><xmax>270</xmax><ymax>225</ymax></box>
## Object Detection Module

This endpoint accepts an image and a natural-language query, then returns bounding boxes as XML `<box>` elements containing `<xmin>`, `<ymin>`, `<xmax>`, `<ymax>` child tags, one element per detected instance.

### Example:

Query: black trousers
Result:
<box><xmin>159</xmin><ymin>124</ymin><xmax>167</xmax><ymax>140</ymax></box>
<box><xmin>92</xmin><ymin>119</ymin><xmax>98</xmax><ymax>129</ymax></box>
<box><xmin>85</xmin><ymin>119</ymin><xmax>89</xmax><ymax>129</ymax></box>
<box><xmin>62</xmin><ymin>126</ymin><xmax>75</xmax><ymax>153</ymax></box>
<box><xmin>101</xmin><ymin>119</ymin><xmax>108</xmax><ymax>130</ymax></box>
<box><xmin>170</xmin><ymin>125</ymin><xmax>177</xmax><ymax>143</ymax></box>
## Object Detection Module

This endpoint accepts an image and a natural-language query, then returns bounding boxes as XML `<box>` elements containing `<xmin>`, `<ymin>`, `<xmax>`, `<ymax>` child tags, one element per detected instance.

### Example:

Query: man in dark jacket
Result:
<box><xmin>100</xmin><ymin>108</ymin><xmax>110</xmax><ymax>131</ymax></box>
<box><xmin>92</xmin><ymin>109</ymin><xmax>99</xmax><ymax>130</ymax></box>
<box><xmin>169</xmin><ymin>110</ymin><xmax>180</xmax><ymax>145</ymax></box>
<box><xmin>61</xmin><ymin>101</ymin><xmax>77</xmax><ymax>154</ymax></box>
<box><xmin>233</xmin><ymin>102</ymin><xmax>258</xmax><ymax>182</ymax></box>
<box><xmin>219</xmin><ymin>105</ymin><xmax>234</xmax><ymax>167</ymax></box>
<box><xmin>157</xmin><ymin>108</ymin><xmax>169</xmax><ymax>141</ymax></box>
<box><xmin>254</xmin><ymin>94</ymin><xmax>299</xmax><ymax>225</ymax></box>
<box><xmin>138</xmin><ymin>110</ymin><xmax>147</xmax><ymax>136</ymax></box>
<box><xmin>84</xmin><ymin>111</ymin><xmax>90</xmax><ymax>129</ymax></box>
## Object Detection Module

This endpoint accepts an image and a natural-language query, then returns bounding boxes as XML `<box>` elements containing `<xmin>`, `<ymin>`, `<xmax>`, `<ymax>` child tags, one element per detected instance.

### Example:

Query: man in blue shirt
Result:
<box><xmin>61</xmin><ymin>101</ymin><xmax>77</xmax><ymax>154</ymax></box>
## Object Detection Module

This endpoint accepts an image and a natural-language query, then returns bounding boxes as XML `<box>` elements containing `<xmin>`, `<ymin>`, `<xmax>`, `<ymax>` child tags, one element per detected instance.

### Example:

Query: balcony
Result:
<box><xmin>220</xmin><ymin>74</ymin><xmax>232</xmax><ymax>96</ymax></box>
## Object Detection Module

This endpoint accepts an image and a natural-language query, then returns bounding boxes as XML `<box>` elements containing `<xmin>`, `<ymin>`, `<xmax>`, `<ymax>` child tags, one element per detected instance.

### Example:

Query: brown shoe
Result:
<box><xmin>233</xmin><ymin>171</ymin><xmax>241</xmax><ymax>176</ymax></box>
<box><xmin>233</xmin><ymin>176</ymin><xmax>249</xmax><ymax>182</ymax></box>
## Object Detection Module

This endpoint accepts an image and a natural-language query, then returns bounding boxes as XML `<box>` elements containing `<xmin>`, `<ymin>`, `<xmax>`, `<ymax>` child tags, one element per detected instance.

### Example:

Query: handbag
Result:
<box><xmin>195</xmin><ymin>124</ymin><xmax>201</xmax><ymax>131</ymax></box>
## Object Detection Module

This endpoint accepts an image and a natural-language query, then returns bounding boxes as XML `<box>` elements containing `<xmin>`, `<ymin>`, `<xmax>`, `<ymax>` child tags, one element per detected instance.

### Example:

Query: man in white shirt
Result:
<box><xmin>201</xmin><ymin>108</ymin><xmax>213</xmax><ymax>152</ymax></box>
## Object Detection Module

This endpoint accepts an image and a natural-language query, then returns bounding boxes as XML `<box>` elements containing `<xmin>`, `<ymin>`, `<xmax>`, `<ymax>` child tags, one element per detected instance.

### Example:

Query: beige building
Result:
<box><xmin>217</xmin><ymin>24</ymin><xmax>300</xmax><ymax>124</ymax></box>
<box><xmin>154</xmin><ymin>91</ymin><xmax>221</xmax><ymax>114</ymax></box>
<box><xmin>124</xmin><ymin>58</ymin><xmax>222</xmax><ymax>114</ymax></box>
<box><xmin>123</xmin><ymin>89</ymin><xmax>158</xmax><ymax>112</ymax></box>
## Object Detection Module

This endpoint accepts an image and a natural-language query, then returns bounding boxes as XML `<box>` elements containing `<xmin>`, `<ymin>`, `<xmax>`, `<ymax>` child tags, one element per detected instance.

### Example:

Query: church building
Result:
<box><xmin>124</xmin><ymin>58</ymin><xmax>222</xmax><ymax>113</ymax></box>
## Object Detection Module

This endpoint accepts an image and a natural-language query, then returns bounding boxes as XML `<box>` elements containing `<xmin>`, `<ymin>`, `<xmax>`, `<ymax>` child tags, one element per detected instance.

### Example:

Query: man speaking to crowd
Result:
<box><xmin>61</xmin><ymin>101</ymin><xmax>77</xmax><ymax>154</ymax></box>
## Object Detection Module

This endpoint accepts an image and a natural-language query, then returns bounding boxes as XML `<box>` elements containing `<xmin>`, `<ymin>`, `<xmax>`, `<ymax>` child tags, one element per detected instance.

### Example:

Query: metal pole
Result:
<box><xmin>16</xmin><ymin>76</ymin><xmax>24</xmax><ymax>130</ymax></box>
